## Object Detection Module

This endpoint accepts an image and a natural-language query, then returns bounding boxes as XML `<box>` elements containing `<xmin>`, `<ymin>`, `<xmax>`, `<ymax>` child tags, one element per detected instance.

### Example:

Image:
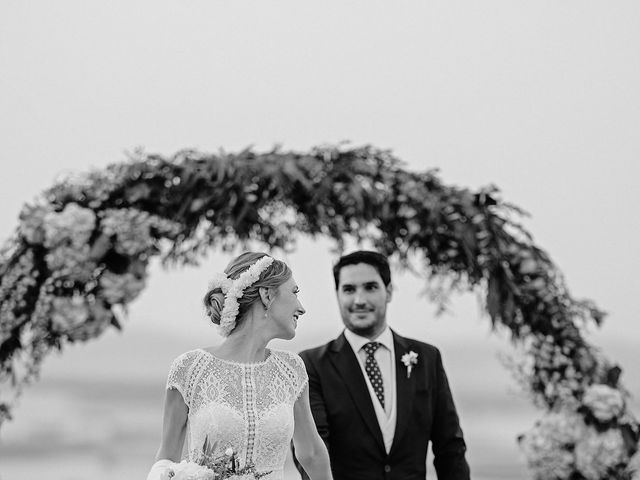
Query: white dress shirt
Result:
<box><xmin>344</xmin><ymin>326</ymin><xmax>397</xmax><ymax>452</ymax></box>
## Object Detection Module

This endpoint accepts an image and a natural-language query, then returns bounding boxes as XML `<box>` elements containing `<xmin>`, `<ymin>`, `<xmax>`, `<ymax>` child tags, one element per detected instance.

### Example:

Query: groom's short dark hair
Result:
<box><xmin>333</xmin><ymin>250</ymin><xmax>391</xmax><ymax>290</ymax></box>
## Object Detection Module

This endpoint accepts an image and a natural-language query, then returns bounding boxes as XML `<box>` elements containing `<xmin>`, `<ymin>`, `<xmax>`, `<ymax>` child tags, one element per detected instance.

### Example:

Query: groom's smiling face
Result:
<box><xmin>336</xmin><ymin>263</ymin><xmax>392</xmax><ymax>339</ymax></box>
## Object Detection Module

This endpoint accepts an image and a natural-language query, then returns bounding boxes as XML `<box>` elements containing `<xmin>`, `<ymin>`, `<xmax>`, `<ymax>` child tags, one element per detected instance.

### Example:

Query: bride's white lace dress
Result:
<box><xmin>166</xmin><ymin>348</ymin><xmax>308</xmax><ymax>480</ymax></box>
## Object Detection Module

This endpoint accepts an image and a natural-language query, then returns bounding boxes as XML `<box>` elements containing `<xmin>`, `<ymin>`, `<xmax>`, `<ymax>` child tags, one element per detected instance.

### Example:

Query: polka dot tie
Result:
<box><xmin>362</xmin><ymin>342</ymin><xmax>385</xmax><ymax>409</ymax></box>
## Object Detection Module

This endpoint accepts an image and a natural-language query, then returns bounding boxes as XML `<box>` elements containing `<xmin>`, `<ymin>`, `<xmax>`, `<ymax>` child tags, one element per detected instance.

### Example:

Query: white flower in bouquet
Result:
<box><xmin>575</xmin><ymin>426</ymin><xmax>627</xmax><ymax>480</ymax></box>
<box><xmin>101</xmin><ymin>208</ymin><xmax>152</xmax><ymax>256</ymax></box>
<box><xmin>100</xmin><ymin>208</ymin><xmax>180</xmax><ymax>256</ymax></box>
<box><xmin>44</xmin><ymin>203</ymin><xmax>96</xmax><ymax>248</ymax></box>
<box><xmin>45</xmin><ymin>244</ymin><xmax>95</xmax><ymax>281</ymax></box>
<box><xmin>519</xmin><ymin>410</ymin><xmax>583</xmax><ymax>480</ymax></box>
<box><xmin>51</xmin><ymin>295</ymin><xmax>90</xmax><ymax>332</ymax></box>
<box><xmin>582</xmin><ymin>384</ymin><xmax>625</xmax><ymax>422</ymax></box>
<box><xmin>165</xmin><ymin>460</ymin><xmax>215</xmax><ymax>480</ymax></box>
<box><xmin>66</xmin><ymin>302</ymin><xmax>113</xmax><ymax>341</ymax></box>
<box><xmin>18</xmin><ymin>203</ymin><xmax>53</xmax><ymax>244</ymax></box>
<box><xmin>99</xmin><ymin>271</ymin><xmax>146</xmax><ymax>305</ymax></box>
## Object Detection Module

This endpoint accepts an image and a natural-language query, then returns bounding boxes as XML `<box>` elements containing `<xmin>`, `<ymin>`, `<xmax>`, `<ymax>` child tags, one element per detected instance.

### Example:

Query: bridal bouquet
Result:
<box><xmin>161</xmin><ymin>460</ymin><xmax>215</xmax><ymax>480</ymax></box>
<box><xmin>161</xmin><ymin>437</ymin><xmax>271</xmax><ymax>480</ymax></box>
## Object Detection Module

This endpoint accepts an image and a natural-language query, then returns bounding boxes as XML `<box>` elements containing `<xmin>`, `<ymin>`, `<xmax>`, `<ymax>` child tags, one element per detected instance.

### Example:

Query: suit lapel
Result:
<box><xmin>390</xmin><ymin>331</ymin><xmax>416</xmax><ymax>456</ymax></box>
<box><xmin>328</xmin><ymin>333</ymin><xmax>386</xmax><ymax>453</ymax></box>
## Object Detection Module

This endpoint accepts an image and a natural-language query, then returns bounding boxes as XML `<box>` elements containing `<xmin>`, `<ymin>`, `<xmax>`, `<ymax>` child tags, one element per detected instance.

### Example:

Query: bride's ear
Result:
<box><xmin>258</xmin><ymin>287</ymin><xmax>272</xmax><ymax>309</ymax></box>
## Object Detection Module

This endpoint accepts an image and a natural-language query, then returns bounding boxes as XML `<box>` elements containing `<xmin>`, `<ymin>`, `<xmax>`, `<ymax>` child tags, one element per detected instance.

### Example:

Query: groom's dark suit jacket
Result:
<box><xmin>298</xmin><ymin>330</ymin><xmax>470</xmax><ymax>480</ymax></box>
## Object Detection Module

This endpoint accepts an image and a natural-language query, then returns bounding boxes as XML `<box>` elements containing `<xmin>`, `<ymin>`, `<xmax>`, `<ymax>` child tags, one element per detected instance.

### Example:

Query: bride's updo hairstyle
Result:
<box><xmin>203</xmin><ymin>252</ymin><xmax>292</xmax><ymax>329</ymax></box>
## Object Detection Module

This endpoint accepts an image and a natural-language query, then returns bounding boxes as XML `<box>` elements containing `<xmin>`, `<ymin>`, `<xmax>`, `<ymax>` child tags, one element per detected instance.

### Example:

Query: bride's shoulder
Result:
<box><xmin>270</xmin><ymin>349</ymin><xmax>305</xmax><ymax>369</ymax></box>
<box><xmin>169</xmin><ymin>348</ymin><xmax>205</xmax><ymax>368</ymax></box>
<box><xmin>269</xmin><ymin>349</ymin><xmax>308</xmax><ymax>396</ymax></box>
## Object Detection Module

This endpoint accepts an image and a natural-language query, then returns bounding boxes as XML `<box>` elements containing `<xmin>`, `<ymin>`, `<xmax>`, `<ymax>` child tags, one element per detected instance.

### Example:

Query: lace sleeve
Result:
<box><xmin>274</xmin><ymin>350</ymin><xmax>308</xmax><ymax>400</ymax></box>
<box><xmin>292</xmin><ymin>353</ymin><xmax>309</xmax><ymax>399</ymax></box>
<box><xmin>166</xmin><ymin>350</ymin><xmax>200</xmax><ymax>407</ymax></box>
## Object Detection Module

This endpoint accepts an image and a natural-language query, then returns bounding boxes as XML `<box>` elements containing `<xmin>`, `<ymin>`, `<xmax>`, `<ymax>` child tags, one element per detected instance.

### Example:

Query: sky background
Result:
<box><xmin>1</xmin><ymin>1</ymin><xmax>639</xmax><ymax>479</ymax></box>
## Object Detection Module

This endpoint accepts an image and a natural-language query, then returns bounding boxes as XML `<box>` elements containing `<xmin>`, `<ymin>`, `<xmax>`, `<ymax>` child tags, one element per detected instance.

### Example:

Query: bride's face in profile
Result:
<box><xmin>267</xmin><ymin>276</ymin><xmax>305</xmax><ymax>340</ymax></box>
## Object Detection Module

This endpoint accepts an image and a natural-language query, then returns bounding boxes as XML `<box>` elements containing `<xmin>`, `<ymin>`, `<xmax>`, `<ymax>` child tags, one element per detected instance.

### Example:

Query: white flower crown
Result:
<box><xmin>208</xmin><ymin>256</ymin><xmax>275</xmax><ymax>336</ymax></box>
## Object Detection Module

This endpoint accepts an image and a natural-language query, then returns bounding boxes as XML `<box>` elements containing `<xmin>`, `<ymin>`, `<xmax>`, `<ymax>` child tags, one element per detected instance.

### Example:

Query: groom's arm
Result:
<box><xmin>430</xmin><ymin>347</ymin><xmax>471</xmax><ymax>480</ymax></box>
<box><xmin>300</xmin><ymin>350</ymin><xmax>330</xmax><ymax>447</ymax></box>
<box><xmin>293</xmin><ymin>349</ymin><xmax>331</xmax><ymax>480</ymax></box>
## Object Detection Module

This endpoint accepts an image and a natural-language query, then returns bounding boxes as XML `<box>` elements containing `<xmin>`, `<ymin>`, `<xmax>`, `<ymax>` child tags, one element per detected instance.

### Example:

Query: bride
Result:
<box><xmin>147</xmin><ymin>252</ymin><xmax>333</xmax><ymax>480</ymax></box>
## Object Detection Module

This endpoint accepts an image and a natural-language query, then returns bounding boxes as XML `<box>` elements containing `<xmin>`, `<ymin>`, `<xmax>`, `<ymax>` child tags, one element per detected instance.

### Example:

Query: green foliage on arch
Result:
<box><xmin>0</xmin><ymin>145</ymin><xmax>638</xmax><ymax>478</ymax></box>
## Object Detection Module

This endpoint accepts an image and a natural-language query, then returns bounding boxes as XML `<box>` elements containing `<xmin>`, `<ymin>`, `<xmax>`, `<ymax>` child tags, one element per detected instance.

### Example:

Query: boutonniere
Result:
<box><xmin>401</xmin><ymin>351</ymin><xmax>419</xmax><ymax>378</ymax></box>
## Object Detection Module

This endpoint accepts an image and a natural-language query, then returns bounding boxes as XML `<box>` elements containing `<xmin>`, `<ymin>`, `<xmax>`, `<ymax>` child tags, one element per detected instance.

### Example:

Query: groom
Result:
<box><xmin>296</xmin><ymin>251</ymin><xmax>470</xmax><ymax>480</ymax></box>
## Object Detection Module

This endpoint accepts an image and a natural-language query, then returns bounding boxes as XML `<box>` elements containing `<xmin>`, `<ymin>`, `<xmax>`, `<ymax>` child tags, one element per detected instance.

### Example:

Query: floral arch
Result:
<box><xmin>0</xmin><ymin>146</ymin><xmax>638</xmax><ymax>479</ymax></box>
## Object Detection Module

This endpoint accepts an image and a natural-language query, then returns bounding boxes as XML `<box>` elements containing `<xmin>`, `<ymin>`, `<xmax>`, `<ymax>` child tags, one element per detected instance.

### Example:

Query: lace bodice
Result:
<box><xmin>166</xmin><ymin>348</ymin><xmax>308</xmax><ymax>479</ymax></box>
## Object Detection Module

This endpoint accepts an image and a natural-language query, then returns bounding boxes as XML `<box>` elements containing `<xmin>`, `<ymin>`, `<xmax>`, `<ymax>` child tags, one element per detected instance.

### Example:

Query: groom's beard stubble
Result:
<box><xmin>345</xmin><ymin>310</ymin><xmax>387</xmax><ymax>339</ymax></box>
